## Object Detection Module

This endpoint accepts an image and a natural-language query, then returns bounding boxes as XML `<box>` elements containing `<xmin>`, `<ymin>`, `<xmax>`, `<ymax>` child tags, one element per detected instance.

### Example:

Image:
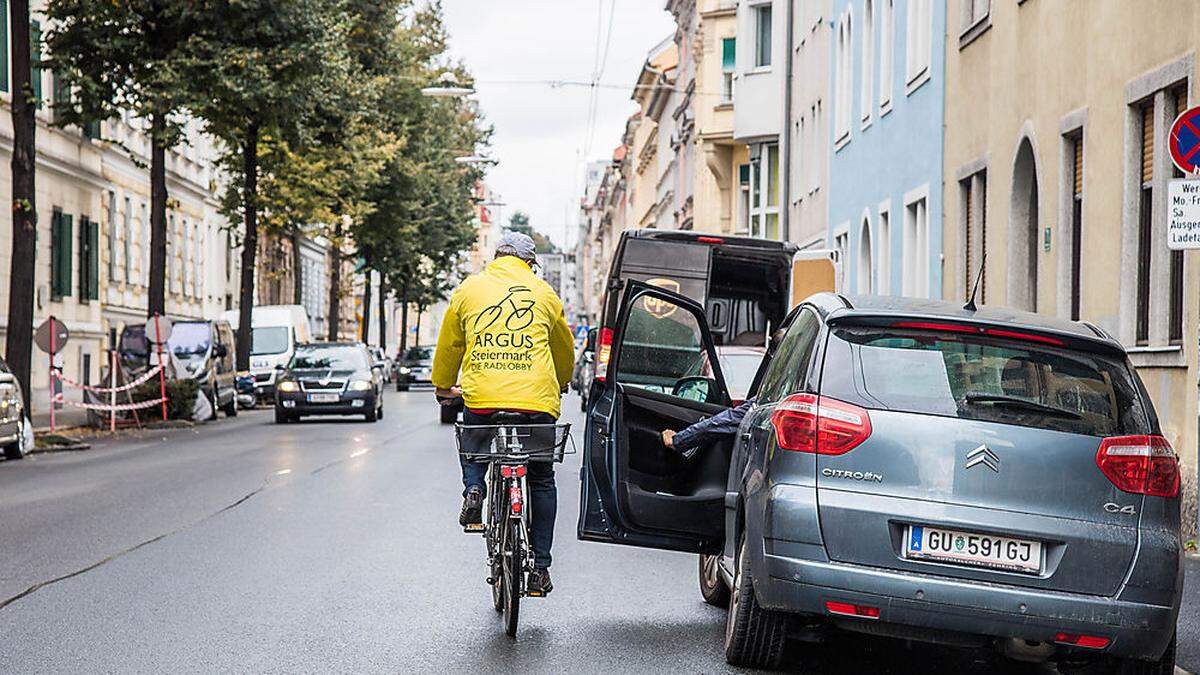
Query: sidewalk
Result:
<box><xmin>1179</xmin><ymin>554</ymin><xmax>1199</xmax><ymax>674</ymax></box>
<box><xmin>28</xmin><ymin>386</ymin><xmax>89</xmax><ymax>431</ymax></box>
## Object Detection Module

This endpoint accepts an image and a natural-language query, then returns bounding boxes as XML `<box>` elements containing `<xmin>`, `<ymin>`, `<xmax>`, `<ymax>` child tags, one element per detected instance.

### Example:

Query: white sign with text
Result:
<box><xmin>1168</xmin><ymin>179</ymin><xmax>1200</xmax><ymax>249</ymax></box>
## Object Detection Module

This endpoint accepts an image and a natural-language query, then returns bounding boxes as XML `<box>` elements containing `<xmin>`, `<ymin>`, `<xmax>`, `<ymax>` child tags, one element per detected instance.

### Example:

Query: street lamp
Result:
<box><xmin>421</xmin><ymin>73</ymin><xmax>475</xmax><ymax>98</ymax></box>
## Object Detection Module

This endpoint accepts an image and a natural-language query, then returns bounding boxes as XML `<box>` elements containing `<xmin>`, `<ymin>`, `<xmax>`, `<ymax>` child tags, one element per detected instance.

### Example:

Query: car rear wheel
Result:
<box><xmin>724</xmin><ymin>535</ymin><xmax>787</xmax><ymax>669</ymax></box>
<box><xmin>699</xmin><ymin>553</ymin><xmax>729</xmax><ymax>607</ymax></box>
<box><xmin>3</xmin><ymin>417</ymin><xmax>29</xmax><ymax>460</ymax></box>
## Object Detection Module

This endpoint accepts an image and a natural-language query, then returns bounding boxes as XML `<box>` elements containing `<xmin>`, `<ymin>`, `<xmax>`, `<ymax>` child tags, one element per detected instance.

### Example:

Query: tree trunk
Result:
<box><xmin>291</xmin><ymin>229</ymin><xmax>303</xmax><ymax>306</ymax></box>
<box><xmin>235</xmin><ymin>124</ymin><xmax>259</xmax><ymax>372</ymax></box>
<box><xmin>147</xmin><ymin>113</ymin><xmax>168</xmax><ymax>317</ymax></box>
<box><xmin>327</xmin><ymin>222</ymin><xmax>341</xmax><ymax>341</ymax></box>
<box><xmin>378</xmin><ymin>276</ymin><xmax>387</xmax><ymax>353</ymax></box>
<box><xmin>399</xmin><ymin>290</ymin><xmax>409</xmax><ymax>354</ymax></box>
<box><xmin>415</xmin><ymin>304</ymin><xmax>423</xmax><ymax>347</ymax></box>
<box><xmin>5</xmin><ymin>0</ymin><xmax>36</xmax><ymax>411</ymax></box>
<box><xmin>361</xmin><ymin>269</ymin><xmax>372</xmax><ymax>344</ymax></box>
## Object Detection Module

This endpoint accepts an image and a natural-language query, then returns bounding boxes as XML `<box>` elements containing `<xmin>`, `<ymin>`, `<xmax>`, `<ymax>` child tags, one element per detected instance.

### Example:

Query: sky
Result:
<box><xmin>441</xmin><ymin>0</ymin><xmax>676</xmax><ymax>251</ymax></box>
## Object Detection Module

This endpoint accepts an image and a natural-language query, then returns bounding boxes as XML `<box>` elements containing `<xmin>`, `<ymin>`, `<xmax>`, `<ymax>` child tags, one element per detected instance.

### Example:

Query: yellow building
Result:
<box><xmin>943</xmin><ymin>0</ymin><xmax>1200</xmax><ymax>535</ymax></box>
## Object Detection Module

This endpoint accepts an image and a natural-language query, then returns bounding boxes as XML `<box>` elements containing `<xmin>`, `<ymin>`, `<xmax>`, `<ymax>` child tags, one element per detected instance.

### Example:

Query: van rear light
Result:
<box><xmin>595</xmin><ymin>328</ymin><xmax>613</xmax><ymax>382</ymax></box>
<box><xmin>825</xmin><ymin>601</ymin><xmax>880</xmax><ymax>619</ymax></box>
<box><xmin>1053</xmin><ymin>633</ymin><xmax>1110</xmax><ymax>649</ymax></box>
<box><xmin>1096</xmin><ymin>435</ymin><xmax>1179</xmax><ymax>498</ymax></box>
<box><xmin>696</xmin><ymin>235</ymin><xmax>725</xmax><ymax>244</ymax></box>
<box><xmin>771</xmin><ymin>393</ymin><xmax>872</xmax><ymax>455</ymax></box>
<box><xmin>890</xmin><ymin>321</ymin><xmax>1065</xmax><ymax>346</ymax></box>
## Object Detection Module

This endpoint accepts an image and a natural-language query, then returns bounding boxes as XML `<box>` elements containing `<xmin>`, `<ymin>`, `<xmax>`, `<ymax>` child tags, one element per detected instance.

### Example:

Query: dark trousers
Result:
<box><xmin>460</xmin><ymin>409</ymin><xmax>557</xmax><ymax>569</ymax></box>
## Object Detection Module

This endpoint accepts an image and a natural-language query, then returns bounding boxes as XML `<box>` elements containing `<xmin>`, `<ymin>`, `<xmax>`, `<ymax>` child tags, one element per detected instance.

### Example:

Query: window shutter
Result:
<box><xmin>1072</xmin><ymin>136</ymin><xmax>1083</xmax><ymax>197</ymax></box>
<box><xmin>78</xmin><ymin>216</ymin><xmax>88</xmax><ymax>298</ymax></box>
<box><xmin>52</xmin><ymin>71</ymin><xmax>69</xmax><ymax>123</ymax></box>
<box><xmin>49</xmin><ymin>210</ymin><xmax>60</xmax><ymax>297</ymax></box>
<box><xmin>30</xmin><ymin>20</ymin><xmax>41</xmax><ymax>105</ymax></box>
<box><xmin>1141</xmin><ymin>104</ymin><xmax>1154</xmax><ymax>185</ymax></box>
<box><xmin>0</xmin><ymin>0</ymin><xmax>9</xmax><ymax>93</ymax></box>
<box><xmin>1176</xmin><ymin>87</ymin><xmax>1188</xmax><ymax>118</ymax></box>
<box><xmin>88</xmin><ymin>219</ymin><xmax>99</xmax><ymax>299</ymax></box>
<box><xmin>722</xmin><ymin>38</ymin><xmax>736</xmax><ymax>71</ymax></box>
<box><xmin>59</xmin><ymin>213</ymin><xmax>73</xmax><ymax>297</ymax></box>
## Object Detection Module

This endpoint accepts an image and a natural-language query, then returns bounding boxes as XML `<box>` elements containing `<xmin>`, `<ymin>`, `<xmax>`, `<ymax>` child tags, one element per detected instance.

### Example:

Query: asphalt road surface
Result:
<box><xmin>0</xmin><ymin>391</ymin><xmax>1195</xmax><ymax>674</ymax></box>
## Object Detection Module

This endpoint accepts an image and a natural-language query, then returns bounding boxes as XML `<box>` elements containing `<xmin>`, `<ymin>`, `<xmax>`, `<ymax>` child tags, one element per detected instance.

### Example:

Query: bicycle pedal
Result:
<box><xmin>463</xmin><ymin>523</ymin><xmax>485</xmax><ymax>534</ymax></box>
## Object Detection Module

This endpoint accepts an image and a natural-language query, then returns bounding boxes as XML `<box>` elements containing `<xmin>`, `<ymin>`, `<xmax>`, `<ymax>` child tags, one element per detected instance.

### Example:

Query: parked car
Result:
<box><xmin>222</xmin><ymin>305</ymin><xmax>313</xmax><ymax>401</ymax></box>
<box><xmin>369</xmin><ymin>347</ymin><xmax>393</xmax><ymax>382</ymax></box>
<box><xmin>169</xmin><ymin>320</ymin><xmax>239</xmax><ymax>419</ymax></box>
<box><xmin>0</xmin><ymin>358</ymin><xmax>32</xmax><ymax>460</ymax></box>
<box><xmin>571</xmin><ymin>328</ymin><xmax>598</xmax><ymax>411</ymax></box>
<box><xmin>274</xmin><ymin>343</ymin><xmax>385</xmax><ymax>423</ymax></box>
<box><xmin>395</xmin><ymin>345</ymin><xmax>434</xmax><ymax>392</ymax></box>
<box><xmin>579</xmin><ymin>288</ymin><xmax>1182</xmax><ymax>673</ymax></box>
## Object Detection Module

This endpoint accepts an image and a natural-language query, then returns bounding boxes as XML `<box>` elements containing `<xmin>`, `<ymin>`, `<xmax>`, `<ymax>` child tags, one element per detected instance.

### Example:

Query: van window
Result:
<box><xmin>616</xmin><ymin>293</ymin><xmax>707</xmax><ymax>396</ymax></box>
<box><xmin>251</xmin><ymin>326</ymin><xmax>290</xmax><ymax>355</ymax></box>
<box><xmin>824</xmin><ymin>326</ymin><xmax>1151</xmax><ymax>436</ymax></box>
<box><xmin>169</xmin><ymin>322</ymin><xmax>211</xmax><ymax>366</ymax></box>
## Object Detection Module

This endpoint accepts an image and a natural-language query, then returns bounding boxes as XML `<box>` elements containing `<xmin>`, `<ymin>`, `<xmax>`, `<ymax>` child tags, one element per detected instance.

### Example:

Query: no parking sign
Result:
<box><xmin>1168</xmin><ymin>106</ymin><xmax>1200</xmax><ymax>175</ymax></box>
<box><xmin>1168</xmin><ymin>106</ymin><xmax>1200</xmax><ymax>249</ymax></box>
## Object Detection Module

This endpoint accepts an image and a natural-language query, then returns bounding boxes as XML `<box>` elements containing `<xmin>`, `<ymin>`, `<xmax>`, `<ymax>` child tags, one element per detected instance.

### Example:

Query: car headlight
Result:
<box><xmin>277</xmin><ymin>380</ymin><xmax>299</xmax><ymax>393</ymax></box>
<box><xmin>398</xmin><ymin>366</ymin><xmax>411</xmax><ymax>375</ymax></box>
<box><xmin>348</xmin><ymin>380</ymin><xmax>373</xmax><ymax>391</ymax></box>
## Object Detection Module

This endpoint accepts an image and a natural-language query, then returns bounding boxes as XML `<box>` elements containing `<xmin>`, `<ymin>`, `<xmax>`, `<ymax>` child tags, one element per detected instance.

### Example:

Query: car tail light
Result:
<box><xmin>1096</xmin><ymin>435</ymin><xmax>1179</xmax><ymax>498</ymax></box>
<box><xmin>825</xmin><ymin>601</ymin><xmax>880</xmax><ymax>619</ymax></box>
<box><xmin>890</xmin><ymin>321</ymin><xmax>1065</xmax><ymax>346</ymax></box>
<box><xmin>595</xmin><ymin>328</ymin><xmax>613</xmax><ymax>383</ymax></box>
<box><xmin>696</xmin><ymin>235</ymin><xmax>725</xmax><ymax>244</ymax></box>
<box><xmin>1054</xmin><ymin>633</ymin><xmax>1110</xmax><ymax>649</ymax></box>
<box><xmin>771</xmin><ymin>393</ymin><xmax>872</xmax><ymax>455</ymax></box>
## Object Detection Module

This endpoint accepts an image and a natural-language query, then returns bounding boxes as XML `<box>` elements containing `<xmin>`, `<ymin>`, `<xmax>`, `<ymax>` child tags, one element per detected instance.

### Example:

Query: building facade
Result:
<box><xmin>788</xmin><ymin>0</ymin><xmax>832</xmax><ymax>248</ymax></box>
<box><xmin>829</xmin><ymin>0</ymin><xmax>945</xmax><ymax>298</ymax></box>
<box><xmin>943</xmin><ymin>0</ymin><xmax>1199</xmax><ymax>534</ymax></box>
<box><xmin>733</xmin><ymin>0</ymin><xmax>787</xmax><ymax>240</ymax></box>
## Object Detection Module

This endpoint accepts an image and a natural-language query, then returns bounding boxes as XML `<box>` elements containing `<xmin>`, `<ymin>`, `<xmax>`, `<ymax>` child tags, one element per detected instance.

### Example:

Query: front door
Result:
<box><xmin>578</xmin><ymin>282</ymin><xmax>732</xmax><ymax>554</ymax></box>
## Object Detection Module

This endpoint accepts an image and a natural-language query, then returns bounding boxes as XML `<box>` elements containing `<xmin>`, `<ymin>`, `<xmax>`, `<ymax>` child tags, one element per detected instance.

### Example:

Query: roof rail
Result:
<box><xmin>836</xmin><ymin>294</ymin><xmax>855</xmax><ymax>309</ymax></box>
<box><xmin>1082</xmin><ymin>321</ymin><xmax>1112</xmax><ymax>341</ymax></box>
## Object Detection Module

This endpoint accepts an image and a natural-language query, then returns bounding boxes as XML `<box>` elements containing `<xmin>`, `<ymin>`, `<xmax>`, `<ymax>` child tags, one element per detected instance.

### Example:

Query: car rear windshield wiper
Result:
<box><xmin>963</xmin><ymin>393</ymin><xmax>1083</xmax><ymax>419</ymax></box>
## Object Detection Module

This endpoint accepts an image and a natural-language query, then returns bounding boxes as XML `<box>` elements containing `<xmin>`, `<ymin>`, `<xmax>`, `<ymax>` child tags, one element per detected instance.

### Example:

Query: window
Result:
<box><xmin>861</xmin><ymin>0</ymin><xmax>874</xmax><ymax>124</ymax></box>
<box><xmin>879</xmin><ymin>0</ymin><xmax>893</xmax><ymax>108</ymax></box>
<box><xmin>835</xmin><ymin>14</ymin><xmax>853</xmax><ymax>142</ymax></box>
<box><xmin>30</xmin><ymin>19</ymin><xmax>40</xmax><ymax>104</ymax></box>
<box><xmin>754</xmin><ymin>4</ymin><xmax>772</xmax><ymax>68</ymax></box>
<box><xmin>877</xmin><ymin>206</ymin><xmax>891</xmax><ymax>294</ymax></box>
<box><xmin>78</xmin><ymin>216</ymin><xmax>98</xmax><ymax>301</ymax></box>
<box><xmin>756</xmin><ymin>308</ymin><xmax>820</xmax><ymax>402</ymax></box>
<box><xmin>1135</xmin><ymin>101</ymin><xmax>1153</xmax><ymax>344</ymax></box>
<box><xmin>169</xmin><ymin>214</ymin><xmax>177</xmax><ymax>294</ymax></box>
<box><xmin>1168</xmin><ymin>86</ymin><xmax>1186</xmax><ymax>344</ymax></box>
<box><xmin>960</xmin><ymin>170</ymin><xmax>987</xmax><ymax>304</ymax></box>
<box><xmin>1066</xmin><ymin>134</ymin><xmax>1083</xmax><ymax>321</ymax></box>
<box><xmin>721</xmin><ymin>38</ymin><xmax>735</xmax><ymax>103</ymax></box>
<box><xmin>905</xmin><ymin>0</ymin><xmax>930</xmax><ymax>88</ymax></box>
<box><xmin>857</xmin><ymin>216</ymin><xmax>874</xmax><ymax>293</ymax></box>
<box><xmin>123</xmin><ymin>196</ymin><xmax>132</xmax><ymax>281</ymax></box>
<box><xmin>833</xmin><ymin>228</ymin><xmax>850</xmax><ymax>291</ymax></box>
<box><xmin>749</xmin><ymin>144</ymin><xmax>780</xmax><ymax>239</ymax></box>
<box><xmin>0</xmin><ymin>0</ymin><xmax>8</xmax><ymax>93</ymax></box>
<box><xmin>106</xmin><ymin>191</ymin><xmax>118</xmax><ymax>282</ymax></box>
<box><xmin>50</xmin><ymin>209</ymin><xmax>72</xmax><ymax>299</ymax></box>
<box><xmin>962</xmin><ymin>0</ymin><xmax>990</xmax><ymax>33</ymax></box>
<box><xmin>614</xmin><ymin>292</ymin><xmax>708</xmax><ymax>400</ymax></box>
<box><xmin>903</xmin><ymin>196</ymin><xmax>929</xmax><ymax>297</ymax></box>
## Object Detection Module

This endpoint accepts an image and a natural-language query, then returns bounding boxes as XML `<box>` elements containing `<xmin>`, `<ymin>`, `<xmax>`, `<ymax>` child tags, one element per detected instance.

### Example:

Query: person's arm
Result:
<box><xmin>666</xmin><ymin>398</ymin><xmax>756</xmax><ymax>453</ymax></box>
<box><xmin>431</xmin><ymin>291</ymin><xmax>465</xmax><ymax>394</ymax></box>
<box><xmin>548</xmin><ymin>300</ymin><xmax>575</xmax><ymax>390</ymax></box>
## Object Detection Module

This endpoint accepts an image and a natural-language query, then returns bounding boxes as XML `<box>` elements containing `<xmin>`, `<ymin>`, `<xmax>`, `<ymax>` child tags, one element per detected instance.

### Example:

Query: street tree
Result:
<box><xmin>4</xmin><ymin>0</ymin><xmax>36</xmax><ymax>409</ymax></box>
<box><xmin>185</xmin><ymin>0</ymin><xmax>347</xmax><ymax>371</ymax></box>
<box><xmin>44</xmin><ymin>0</ymin><xmax>204</xmax><ymax>319</ymax></box>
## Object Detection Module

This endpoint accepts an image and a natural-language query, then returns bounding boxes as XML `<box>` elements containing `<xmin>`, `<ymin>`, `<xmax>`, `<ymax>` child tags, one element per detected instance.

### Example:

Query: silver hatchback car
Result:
<box><xmin>579</xmin><ymin>287</ymin><xmax>1182</xmax><ymax>674</ymax></box>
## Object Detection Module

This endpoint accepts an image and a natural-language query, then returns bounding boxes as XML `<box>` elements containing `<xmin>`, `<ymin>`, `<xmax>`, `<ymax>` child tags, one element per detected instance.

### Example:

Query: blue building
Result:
<box><xmin>827</xmin><ymin>0</ymin><xmax>945</xmax><ymax>298</ymax></box>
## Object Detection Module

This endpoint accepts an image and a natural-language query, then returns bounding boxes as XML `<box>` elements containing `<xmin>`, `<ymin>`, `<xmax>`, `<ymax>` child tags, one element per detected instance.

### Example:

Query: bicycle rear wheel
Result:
<box><xmin>503</xmin><ymin>519</ymin><xmax>523</xmax><ymax>637</ymax></box>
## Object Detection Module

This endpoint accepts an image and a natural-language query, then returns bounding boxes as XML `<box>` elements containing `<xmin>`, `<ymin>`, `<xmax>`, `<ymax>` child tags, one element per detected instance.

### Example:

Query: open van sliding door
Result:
<box><xmin>578</xmin><ymin>282</ymin><xmax>732</xmax><ymax>554</ymax></box>
<box><xmin>789</xmin><ymin>249</ymin><xmax>839</xmax><ymax>307</ymax></box>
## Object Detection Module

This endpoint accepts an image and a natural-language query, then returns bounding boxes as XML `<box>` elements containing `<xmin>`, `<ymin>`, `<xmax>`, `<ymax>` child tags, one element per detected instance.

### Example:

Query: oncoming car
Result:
<box><xmin>274</xmin><ymin>343</ymin><xmax>385</xmax><ymax>423</ymax></box>
<box><xmin>579</xmin><ymin>287</ymin><xmax>1182</xmax><ymax>674</ymax></box>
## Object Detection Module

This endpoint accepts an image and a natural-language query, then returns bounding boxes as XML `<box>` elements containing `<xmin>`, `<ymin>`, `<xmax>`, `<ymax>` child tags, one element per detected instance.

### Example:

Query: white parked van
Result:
<box><xmin>221</xmin><ymin>305</ymin><xmax>313</xmax><ymax>400</ymax></box>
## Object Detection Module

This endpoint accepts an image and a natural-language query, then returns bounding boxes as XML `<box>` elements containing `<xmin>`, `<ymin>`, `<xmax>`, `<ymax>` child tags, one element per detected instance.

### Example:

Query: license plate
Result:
<box><xmin>904</xmin><ymin>525</ymin><xmax>1042</xmax><ymax>574</ymax></box>
<box><xmin>307</xmin><ymin>393</ymin><xmax>339</xmax><ymax>403</ymax></box>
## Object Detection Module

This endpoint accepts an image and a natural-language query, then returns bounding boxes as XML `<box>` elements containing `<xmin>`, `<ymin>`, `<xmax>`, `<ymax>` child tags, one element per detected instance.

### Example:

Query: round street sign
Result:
<box><xmin>34</xmin><ymin>316</ymin><xmax>70</xmax><ymax>354</ymax></box>
<box><xmin>1168</xmin><ymin>106</ymin><xmax>1200</xmax><ymax>174</ymax></box>
<box><xmin>144</xmin><ymin>315</ymin><xmax>174</xmax><ymax>344</ymax></box>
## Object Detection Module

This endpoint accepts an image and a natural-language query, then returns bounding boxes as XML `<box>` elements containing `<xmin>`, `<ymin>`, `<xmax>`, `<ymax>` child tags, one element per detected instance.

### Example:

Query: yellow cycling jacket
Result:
<box><xmin>432</xmin><ymin>255</ymin><xmax>575</xmax><ymax>418</ymax></box>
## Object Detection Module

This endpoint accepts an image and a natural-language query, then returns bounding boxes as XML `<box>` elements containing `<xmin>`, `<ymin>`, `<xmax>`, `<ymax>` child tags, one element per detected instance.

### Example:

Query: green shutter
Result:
<box><xmin>59</xmin><ymin>213</ymin><xmax>72</xmax><ymax>297</ymax></box>
<box><xmin>49</xmin><ymin>210</ymin><xmax>60</xmax><ymax>297</ymax></box>
<box><xmin>53</xmin><ymin>71</ymin><xmax>69</xmax><ymax>123</ymax></box>
<box><xmin>84</xmin><ymin>119</ymin><xmax>102</xmax><ymax>140</ymax></box>
<box><xmin>88</xmin><ymin>218</ymin><xmax>99</xmax><ymax>299</ymax></box>
<box><xmin>722</xmin><ymin>38</ymin><xmax>736</xmax><ymax>71</ymax></box>
<box><xmin>0</xmin><ymin>0</ymin><xmax>9</xmax><ymax>93</ymax></box>
<box><xmin>78</xmin><ymin>216</ymin><xmax>89</xmax><ymax>298</ymax></box>
<box><xmin>30</xmin><ymin>19</ymin><xmax>40</xmax><ymax>106</ymax></box>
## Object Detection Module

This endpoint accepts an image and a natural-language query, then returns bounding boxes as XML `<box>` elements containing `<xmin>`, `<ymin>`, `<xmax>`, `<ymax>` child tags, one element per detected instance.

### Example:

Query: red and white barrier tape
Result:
<box><xmin>53</xmin><ymin>365</ymin><xmax>163</xmax><ymax>394</ymax></box>
<box><xmin>51</xmin><ymin>395</ymin><xmax>168</xmax><ymax>412</ymax></box>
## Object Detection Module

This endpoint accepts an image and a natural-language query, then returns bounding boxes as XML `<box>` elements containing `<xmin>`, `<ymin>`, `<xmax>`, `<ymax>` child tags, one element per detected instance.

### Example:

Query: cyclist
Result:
<box><xmin>432</xmin><ymin>231</ymin><xmax>575</xmax><ymax>595</ymax></box>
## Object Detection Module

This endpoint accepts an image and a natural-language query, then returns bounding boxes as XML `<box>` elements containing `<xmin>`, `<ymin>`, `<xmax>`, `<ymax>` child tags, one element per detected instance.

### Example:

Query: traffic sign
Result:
<box><xmin>1168</xmin><ymin>180</ymin><xmax>1200</xmax><ymax>249</ymax></box>
<box><xmin>145</xmin><ymin>315</ymin><xmax>174</xmax><ymax>344</ymax></box>
<box><xmin>34</xmin><ymin>316</ymin><xmax>69</xmax><ymax>354</ymax></box>
<box><xmin>1168</xmin><ymin>106</ymin><xmax>1200</xmax><ymax>174</ymax></box>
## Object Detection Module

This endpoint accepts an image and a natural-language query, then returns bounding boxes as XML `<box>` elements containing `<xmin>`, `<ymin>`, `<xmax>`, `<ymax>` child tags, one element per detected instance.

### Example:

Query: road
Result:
<box><xmin>0</xmin><ymin>391</ymin><xmax>1195</xmax><ymax>674</ymax></box>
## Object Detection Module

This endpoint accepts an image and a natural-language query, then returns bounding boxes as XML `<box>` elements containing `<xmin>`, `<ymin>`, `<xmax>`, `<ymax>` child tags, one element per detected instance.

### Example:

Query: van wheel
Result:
<box><xmin>222</xmin><ymin>395</ymin><xmax>238</xmax><ymax>418</ymax></box>
<box><xmin>725</xmin><ymin>535</ymin><xmax>787</xmax><ymax>669</ymax></box>
<box><xmin>699</xmin><ymin>554</ymin><xmax>729</xmax><ymax>607</ymax></box>
<box><xmin>1112</xmin><ymin>633</ymin><xmax>1176</xmax><ymax>675</ymax></box>
<box><xmin>3</xmin><ymin>418</ymin><xmax>29</xmax><ymax>460</ymax></box>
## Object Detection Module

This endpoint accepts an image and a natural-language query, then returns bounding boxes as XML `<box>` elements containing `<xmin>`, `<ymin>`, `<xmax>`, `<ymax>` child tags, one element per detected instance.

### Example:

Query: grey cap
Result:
<box><xmin>495</xmin><ymin>231</ymin><xmax>537</xmax><ymax>262</ymax></box>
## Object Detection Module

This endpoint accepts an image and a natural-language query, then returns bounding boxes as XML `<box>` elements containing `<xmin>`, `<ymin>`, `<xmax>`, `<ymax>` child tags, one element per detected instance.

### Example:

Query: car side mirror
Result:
<box><xmin>672</xmin><ymin>376</ymin><xmax>714</xmax><ymax>403</ymax></box>
<box><xmin>274</xmin><ymin>364</ymin><xmax>286</xmax><ymax>371</ymax></box>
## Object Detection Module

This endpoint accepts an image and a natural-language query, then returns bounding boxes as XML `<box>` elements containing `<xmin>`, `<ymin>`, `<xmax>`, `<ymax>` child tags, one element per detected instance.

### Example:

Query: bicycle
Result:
<box><xmin>454</xmin><ymin>412</ymin><xmax>572</xmax><ymax>637</ymax></box>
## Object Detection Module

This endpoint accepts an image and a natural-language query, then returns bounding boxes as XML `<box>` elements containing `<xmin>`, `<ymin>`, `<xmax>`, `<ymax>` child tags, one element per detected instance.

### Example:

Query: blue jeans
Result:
<box><xmin>460</xmin><ymin>409</ymin><xmax>557</xmax><ymax>569</ymax></box>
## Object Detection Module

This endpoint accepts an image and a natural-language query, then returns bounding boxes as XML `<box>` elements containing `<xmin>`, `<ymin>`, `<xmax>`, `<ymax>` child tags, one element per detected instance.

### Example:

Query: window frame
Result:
<box><xmin>878</xmin><ymin>0</ymin><xmax>893</xmax><ymax>111</ymax></box>
<box><xmin>753</xmin><ymin>3</ymin><xmax>773</xmax><ymax>69</ymax></box>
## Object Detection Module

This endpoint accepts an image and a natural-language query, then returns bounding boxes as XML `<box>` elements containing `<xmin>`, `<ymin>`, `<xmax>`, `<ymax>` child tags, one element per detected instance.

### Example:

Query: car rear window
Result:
<box><xmin>822</xmin><ymin>326</ymin><xmax>1151</xmax><ymax>436</ymax></box>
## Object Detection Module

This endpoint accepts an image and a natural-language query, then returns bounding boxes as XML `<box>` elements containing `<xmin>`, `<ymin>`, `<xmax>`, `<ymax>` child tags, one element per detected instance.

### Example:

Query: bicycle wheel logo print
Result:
<box><xmin>474</xmin><ymin>285</ymin><xmax>536</xmax><ymax>332</ymax></box>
